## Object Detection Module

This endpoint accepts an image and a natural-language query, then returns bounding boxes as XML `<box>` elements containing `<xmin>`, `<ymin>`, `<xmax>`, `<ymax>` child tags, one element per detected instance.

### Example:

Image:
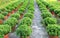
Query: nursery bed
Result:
<box><xmin>8</xmin><ymin>0</ymin><xmax>49</xmax><ymax>38</ymax></box>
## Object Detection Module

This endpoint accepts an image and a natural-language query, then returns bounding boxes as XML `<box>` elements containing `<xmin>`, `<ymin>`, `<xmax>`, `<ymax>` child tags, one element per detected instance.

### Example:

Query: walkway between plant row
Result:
<box><xmin>31</xmin><ymin>0</ymin><xmax>48</xmax><ymax>38</ymax></box>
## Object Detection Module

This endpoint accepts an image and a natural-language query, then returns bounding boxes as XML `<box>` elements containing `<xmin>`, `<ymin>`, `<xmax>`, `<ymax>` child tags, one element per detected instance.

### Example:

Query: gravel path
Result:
<box><xmin>31</xmin><ymin>0</ymin><xmax>48</xmax><ymax>38</ymax></box>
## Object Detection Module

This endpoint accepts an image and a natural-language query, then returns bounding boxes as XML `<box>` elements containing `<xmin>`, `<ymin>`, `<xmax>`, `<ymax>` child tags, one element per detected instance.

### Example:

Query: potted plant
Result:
<box><xmin>4</xmin><ymin>17</ymin><xmax>18</xmax><ymax>32</ymax></box>
<box><xmin>41</xmin><ymin>12</ymin><xmax>52</xmax><ymax>19</ymax></box>
<box><xmin>5</xmin><ymin>7</ymin><xmax>11</xmax><ymax>16</ymax></box>
<box><xmin>0</xmin><ymin>14</ymin><xmax>4</xmax><ymax>24</ymax></box>
<box><xmin>43</xmin><ymin>17</ymin><xmax>57</xmax><ymax>26</ymax></box>
<box><xmin>10</xmin><ymin>13</ymin><xmax>20</xmax><ymax>20</ymax></box>
<box><xmin>16</xmin><ymin>24</ymin><xmax>32</xmax><ymax>38</ymax></box>
<box><xmin>28</xmin><ymin>7</ymin><xmax>34</xmax><ymax>12</ymax></box>
<box><xmin>1</xmin><ymin>12</ymin><xmax>8</xmax><ymax>20</ymax></box>
<box><xmin>7</xmin><ymin>12</ymin><xmax>11</xmax><ymax>16</ymax></box>
<box><xmin>5</xmin><ymin>8</ymin><xmax>11</xmax><ymax>16</ymax></box>
<box><xmin>0</xmin><ymin>14</ymin><xmax>4</xmax><ymax>20</ymax></box>
<box><xmin>24</xmin><ymin>13</ymin><xmax>34</xmax><ymax>19</ymax></box>
<box><xmin>0</xmin><ymin>25</ymin><xmax>11</xmax><ymax>38</ymax></box>
<box><xmin>18</xmin><ymin>7</ymin><xmax>25</xmax><ymax>13</ymax></box>
<box><xmin>19</xmin><ymin>17</ymin><xmax>32</xmax><ymax>26</ymax></box>
<box><xmin>49</xmin><ymin>7</ymin><xmax>54</xmax><ymax>12</ymax></box>
<box><xmin>1</xmin><ymin>12</ymin><xmax>8</xmax><ymax>16</ymax></box>
<box><xmin>54</xmin><ymin>9</ymin><xmax>60</xmax><ymax>15</ymax></box>
<box><xmin>16</xmin><ymin>11</ymin><xmax>23</xmax><ymax>19</ymax></box>
<box><xmin>46</xmin><ymin>24</ymin><xmax>59</xmax><ymax>38</ymax></box>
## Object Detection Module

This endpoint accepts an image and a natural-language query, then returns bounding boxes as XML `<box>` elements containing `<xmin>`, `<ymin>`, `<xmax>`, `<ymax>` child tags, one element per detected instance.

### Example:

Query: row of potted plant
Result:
<box><xmin>24</xmin><ymin>0</ymin><xmax>34</xmax><ymax>20</ymax></box>
<box><xmin>16</xmin><ymin>24</ymin><xmax>32</xmax><ymax>38</ymax></box>
<box><xmin>0</xmin><ymin>1</ymin><xmax>24</xmax><ymax>25</ymax></box>
<box><xmin>0</xmin><ymin>0</ymin><xmax>30</xmax><ymax>38</ymax></box>
<box><xmin>0</xmin><ymin>0</ymin><xmax>33</xmax><ymax>38</ymax></box>
<box><xmin>16</xmin><ymin>0</ymin><xmax>29</xmax><ymax>19</ymax></box>
<box><xmin>0</xmin><ymin>0</ymin><xmax>24</xmax><ymax>21</ymax></box>
<box><xmin>40</xmin><ymin>0</ymin><xmax>60</xmax><ymax>18</ymax></box>
<box><xmin>4</xmin><ymin>17</ymin><xmax>18</xmax><ymax>32</ymax></box>
<box><xmin>0</xmin><ymin>0</ymin><xmax>29</xmax><ymax>23</ymax></box>
<box><xmin>27</xmin><ymin>0</ymin><xmax>34</xmax><ymax>14</ymax></box>
<box><xmin>0</xmin><ymin>0</ymin><xmax>14</xmax><ymax>6</ymax></box>
<box><xmin>16</xmin><ymin>0</ymin><xmax>34</xmax><ymax>38</ymax></box>
<box><xmin>36</xmin><ymin>0</ymin><xmax>60</xmax><ymax>38</ymax></box>
<box><xmin>0</xmin><ymin>0</ymin><xmax>22</xmax><ymax>13</ymax></box>
<box><xmin>3</xmin><ymin>0</ymin><xmax>29</xmax><ymax>32</ymax></box>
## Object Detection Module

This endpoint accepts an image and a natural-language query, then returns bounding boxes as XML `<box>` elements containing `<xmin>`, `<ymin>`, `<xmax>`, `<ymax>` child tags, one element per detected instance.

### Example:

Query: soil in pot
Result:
<box><xmin>20</xmin><ymin>14</ymin><xmax>23</xmax><ymax>19</ymax></box>
<box><xmin>49</xmin><ymin>36</ymin><xmax>58</xmax><ymax>38</ymax></box>
<box><xmin>4</xmin><ymin>34</ymin><xmax>9</xmax><ymax>38</ymax></box>
<box><xmin>14</xmin><ymin>8</ymin><xmax>18</xmax><ymax>11</ymax></box>
<box><xmin>4</xmin><ymin>16</ymin><xmax>8</xmax><ymax>20</ymax></box>
<box><xmin>11</xmin><ymin>10</ymin><xmax>15</xmax><ymax>14</ymax></box>
<box><xmin>0</xmin><ymin>19</ymin><xmax>3</xmax><ymax>24</ymax></box>
<box><xmin>7</xmin><ymin>13</ymin><xmax>11</xmax><ymax>16</ymax></box>
<box><xmin>51</xmin><ymin>11</ymin><xmax>55</xmax><ymax>15</ymax></box>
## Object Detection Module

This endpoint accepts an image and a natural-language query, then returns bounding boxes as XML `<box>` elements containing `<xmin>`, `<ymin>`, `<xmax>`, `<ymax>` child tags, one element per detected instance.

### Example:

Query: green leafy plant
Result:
<box><xmin>43</xmin><ymin>17</ymin><xmax>57</xmax><ymax>26</ymax></box>
<box><xmin>57</xmin><ymin>26</ymin><xmax>60</xmax><ymax>36</ymax></box>
<box><xmin>28</xmin><ymin>6</ymin><xmax>34</xmax><ymax>11</ymax></box>
<box><xmin>0</xmin><ymin>24</ymin><xmax>11</xmax><ymax>35</ymax></box>
<box><xmin>1</xmin><ymin>12</ymin><xmax>8</xmax><ymax>16</ymax></box>
<box><xmin>24</xmin><ymin>13</ymin><xmax>34</xmax><ymax>19</ymax></box>
<box><xmin>49</xmin><ymin>7</ymin><xmax>55</xmax><ymax>12</ymax></box>
<box><xmin>54</xmin><ymin>9</ymin><xmax>60</xmax><ymax>14</ymax></box>
<box><xmin>27</xmin><ymin>10</ymin><xmax>34</xmax><ymax>14</ymax></box>
<box><xmin>41</xmin><ymin>10</ymin><xmax>48</xmax><ymax>13</ymax></box>
<box><xmin>27</xmin><ymin>2</ymin><xmax>34</xmax><ymax>14</ymax></box>
<box><xmin>0</xmin><ymin>14</ymin><xmax>4</xmax><ymax>20</ymax></box>
<box><xmin>0</xmin><ymin>35</ymin><xmax>3</xmax><ymax>38</ymax></box>
<box><xmin>19</xmin><ymin>17</ymin><xmax>32</xmax><ymax>26</ymax></box>
<box><xmin>11</xmin><ymin>13</ymin><xmax>20</xmax><ymax>19</ymax></box>
<box><xmin>4</xmin><ymin>17</ymin><xmax>18</xmax><ymax>27</ymax></box>
<box><xmin>16</xmin><ymin>24</ymin><xmax>32</xmax><ymax>37</ymax></box>
<box><xmin>41</xmin><ymin>12</ymin><xmax>52</xmax><ymax>19</ymax></box>
<box><xmin>46</xmin><ymin>24</ymin><xmax>58</xmax><ymax>36</ymax></box>
<box><xmin>17</xmin><ymin>7</ymin><xmax>25</xmax><ymax>15</ymax></box>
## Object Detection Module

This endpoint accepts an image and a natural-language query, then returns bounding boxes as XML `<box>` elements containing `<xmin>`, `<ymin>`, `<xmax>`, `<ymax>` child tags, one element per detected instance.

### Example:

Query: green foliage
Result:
<box><xmin>11</xmin><ymin>13</ymin><xmax>20</xmax><ymax>19</ymax></box>
<box><xmin>43</xmin><ymin>17</ymin><xmax>57</xmax><ymax>26</ymax></box>
<box><xmin>17</xmin><ymin>0</ymin><xmax>28</xmax><ymax>15</ymax></box>
<box><xmin>19</xmin><ymin>17</ymin><xmax>32</xmax><ymax>26</ymax></box>
<box><xmin>1</xmin><ymin>12</ymin><xmax>8</xmax><ymax>16</ymax></box>
<box><xmin>0</xmin><ymin>14</ymin><xmax>4</xmax><ymax>20</ymax></box>
<box><xmin>0</xmin><ymin>24</ymin><xmax>11</xmax><ymax>35</ymax></box>
<box><xmin>57</xmin><ymin>13</ymin><xmax>60</xmax><ymax>17</ymax></box>
<box><xmin>18</xmin><ymin>7</ymin><xmax>25</xmax><ymax>14</ymax></box>
<box><xmin>24</xmin><ymin>13</ymin><xmax>34</xmax><ymax>19</ymax></box>
<box><xmin>57</xmin><ymin>26</ymin><xmax>60</xmax><ymax>36</ymax></box>
<box><xmin>0</xmin><ymin>35</ymin><xmax>3</xmax><ymax>38</ymax></box>
<box><xmin>46</xmin><ymin>24</ymin><xmax>58</xmax><ymax>36</ymax></box>
<box><xmin>49</xmin><ymin>7</ymin><xmax>55</xmax><ymax>12</ymax></box>
<box><xmin>54</xmin><ymin>9</ymin><xmax>60</xmax><ymax>14</ymax></box>
<box><xmin>41</xmin><ymin>12</ymin><xmax>52</xmax><ymax>19</ymax></box>
<box><xmin>16</xmin><ymin>24</ymin><xmax>32</xmax><ymax>36</ymax></box>
<box><xmin>27</xmin><ymin>0</ymin><xmax>34</xmax><ymax>14</ymax></box>
<box><xmin>4</xmin><ymin>17</ymin><xmax>18</xmax><ymax>27</ymax></box>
